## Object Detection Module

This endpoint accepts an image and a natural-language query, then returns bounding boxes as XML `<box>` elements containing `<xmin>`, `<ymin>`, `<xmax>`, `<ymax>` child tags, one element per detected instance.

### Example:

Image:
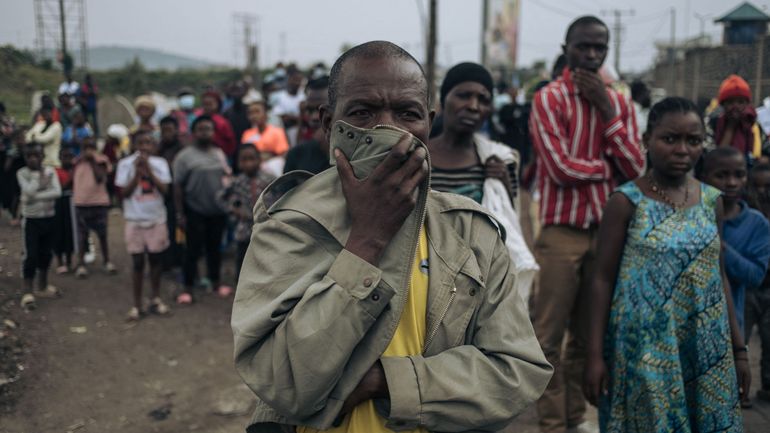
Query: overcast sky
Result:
<box><xmin>2</xmin><ymin>0</ymin><xmax>769</xmax><ymax>73</ymax></box>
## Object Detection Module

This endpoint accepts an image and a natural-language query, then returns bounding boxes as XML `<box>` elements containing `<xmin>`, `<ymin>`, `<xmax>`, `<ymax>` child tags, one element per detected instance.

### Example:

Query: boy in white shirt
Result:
<box><xmin>115</xmin><ymin>131</ymin><xmax>172</xmax><ymax>321</ymax></box>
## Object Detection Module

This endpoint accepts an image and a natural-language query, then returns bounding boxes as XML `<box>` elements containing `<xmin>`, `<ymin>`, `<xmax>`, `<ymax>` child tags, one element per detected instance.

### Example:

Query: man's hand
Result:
<box><xmin>583</xmin><ymin>354</ymin><xmax>608</xmax><ymax>407</ymax></box>
<box><xmin>573</xmin><ymin>68</ymin><xmax>615</xmax><ymax>122</ymax></box>
<box><xmin>735</xmin><ymin>356</ymin><xmax>751</xmax><ymax>401</ymax></box>
<box><xmin>135</xmin><ymin>155</ymin><xmax>149</xmax><ymax>177</ymax></box>
<box><xmin>485</xmin><ymin>157</ymin><xmax>514</xmax><ymax>201</ymax></box>
<box><xmin>176</xmin><ymin>213</ymin><xmax>186</xmax><ymax>230</ymax></box>
<box><xmin>38</xmin><ymin>172</ymin><xmax>51</xmax><ymax>190</ymax></box>
<box><xmin>336</xmin><ymin>133</ymin><xmax>428</xmax><ymax>265</ymax></box>
<box><xmin>333</xmin><ymin>361</ymin><xmax>389</xmax><ymax>427</ymax></box>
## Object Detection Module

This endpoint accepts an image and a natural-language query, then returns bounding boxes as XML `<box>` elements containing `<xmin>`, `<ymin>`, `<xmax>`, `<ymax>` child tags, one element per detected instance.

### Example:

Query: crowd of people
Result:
<box><xmin>2</xmin><ymin>13</ymin><xmax>770</xmax><ymax>433</ymax></box>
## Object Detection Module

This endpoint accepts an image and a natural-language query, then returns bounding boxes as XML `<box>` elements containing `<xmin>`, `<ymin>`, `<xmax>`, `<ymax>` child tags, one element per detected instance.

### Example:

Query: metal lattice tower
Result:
<box><xmin>232</xmin><ymin>13</ymin><xmax>259</xmax><ymax>68</ymax></box>
<box><xmin>34</xmin><ymin>0</ymin><xmax>89</xmax><ymax>70</ymax></box>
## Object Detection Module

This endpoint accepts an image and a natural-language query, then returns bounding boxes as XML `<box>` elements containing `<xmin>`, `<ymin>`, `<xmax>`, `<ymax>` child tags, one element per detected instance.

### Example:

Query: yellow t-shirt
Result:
<box><xmin>299</xmin><ymin>228</ymin><xmax>429</xmax><ymax>433</ymax></box>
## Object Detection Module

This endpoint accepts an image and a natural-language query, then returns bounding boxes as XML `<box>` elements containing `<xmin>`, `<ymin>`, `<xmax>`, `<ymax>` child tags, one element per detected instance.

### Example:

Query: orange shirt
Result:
<box><xmin>241</xmin><ymin>125</ymin><xmax>290</xmax><ymax>156</ymax></box>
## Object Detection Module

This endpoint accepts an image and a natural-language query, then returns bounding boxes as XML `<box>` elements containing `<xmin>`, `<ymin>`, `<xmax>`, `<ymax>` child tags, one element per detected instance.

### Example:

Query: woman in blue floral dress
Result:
<box><xmin>584</xmin><ymin>97</ymin><xmax>750</xmax><ymax>432</ymax></box>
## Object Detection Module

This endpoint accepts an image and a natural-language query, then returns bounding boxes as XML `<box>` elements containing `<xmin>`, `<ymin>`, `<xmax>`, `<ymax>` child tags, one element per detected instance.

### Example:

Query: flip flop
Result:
<box><xmin>149</xmin><ymin>297</ymin><xmax>171</xmax><ymax>315</ymax></box>
<box><xmin>176</xmin><ymin>292</ymin><xmax>193</xmax><ymax>305</ymax></box>
<box><xmin>217</xmin><ymin>285</ymin><xmax>233</xmax><ymax>298</ymax></box>
<box><xmin>20</xmin><ymin>294</ymin><xmax>36</xmax><ymax>311</ymax></box>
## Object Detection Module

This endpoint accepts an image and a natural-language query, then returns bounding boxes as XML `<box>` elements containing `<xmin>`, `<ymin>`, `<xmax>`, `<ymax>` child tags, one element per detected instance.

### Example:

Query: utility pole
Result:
<box><xmin>480</xmin><ymin>0</ymin><xmax>489</xmax><ymax>67</ymax></box>
<box><xmin>669</xmin><ymin>7</ymin><xmax>676</xmax><ymax>94</ymax></box>
<box><xmin>426</xmin><ymin>0</ymin><xmax>437</xmax><ymax>107</ymax></box>
<box><xmin>601</xmin><ymin>8</ymin><xmax>634</xmax><ymax>74</ymax></box>
<box><xmin>694</xmin><ymin>12</ymin><xmax>711</xmax><ymax>40</ymax></box>
<box><xmin>58</xmin><ymin>0</ymin><xmax>67</xmax><ymax>56</ymax></box>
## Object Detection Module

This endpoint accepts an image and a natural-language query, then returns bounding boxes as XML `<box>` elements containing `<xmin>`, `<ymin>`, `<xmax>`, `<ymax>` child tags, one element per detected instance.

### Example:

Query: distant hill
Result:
<box><xmin>51</xmin><ymin>45</ymin><xmax>218</xmax><ymax>71</ymax></box>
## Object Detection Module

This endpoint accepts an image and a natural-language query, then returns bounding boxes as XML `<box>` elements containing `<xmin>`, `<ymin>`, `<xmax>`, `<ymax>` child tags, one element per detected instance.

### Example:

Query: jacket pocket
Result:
<box><xmin>424</xmin><ymin>258</ymin><xmax>484</xmax><ymax>354</ymax></box>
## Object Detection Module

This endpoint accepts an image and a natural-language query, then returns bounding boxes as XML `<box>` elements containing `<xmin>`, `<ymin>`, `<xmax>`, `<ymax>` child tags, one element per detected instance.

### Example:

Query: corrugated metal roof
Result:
<box><xmin>715</xmin><ymin>2</ymin><xmax>770</xmax><ymax>22</ymax></box>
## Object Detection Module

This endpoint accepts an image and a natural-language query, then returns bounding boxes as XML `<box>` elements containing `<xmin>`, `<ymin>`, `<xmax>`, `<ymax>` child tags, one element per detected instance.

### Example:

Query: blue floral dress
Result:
<box><xmin>600</xmin><ymin>181</ymin><xmax>742</xmax><ymax>432</ymax></box>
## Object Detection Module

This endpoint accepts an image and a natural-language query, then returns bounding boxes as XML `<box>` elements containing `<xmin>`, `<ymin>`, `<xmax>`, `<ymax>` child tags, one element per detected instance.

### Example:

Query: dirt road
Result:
<box><xmin>0</xmin><ymin>212</ymin><xmax>768</xmax><ymax>433</ymax></box>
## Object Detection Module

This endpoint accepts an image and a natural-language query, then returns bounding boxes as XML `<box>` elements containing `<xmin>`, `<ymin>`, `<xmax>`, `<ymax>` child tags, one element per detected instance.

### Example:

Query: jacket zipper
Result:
<box><xmin>391</xmin><ymin>141</ymin><xmax>430</xmax><ymax>349</ymax></box>
<box><xmin>423</xmin><ymin>286</ymin><xmax>456</xmax><ymax>353</ymax></box>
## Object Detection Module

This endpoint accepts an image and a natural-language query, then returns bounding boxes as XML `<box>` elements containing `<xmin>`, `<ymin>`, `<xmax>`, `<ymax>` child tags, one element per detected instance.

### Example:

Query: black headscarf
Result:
<box><xmin>439</xmin><ymin>62</ymin><xmax>494</xmax><ymax>107</ymax></box>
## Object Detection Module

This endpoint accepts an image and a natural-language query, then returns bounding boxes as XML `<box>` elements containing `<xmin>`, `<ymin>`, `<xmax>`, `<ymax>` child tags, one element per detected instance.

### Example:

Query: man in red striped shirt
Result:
<box><xmin>529</xmin><ymin>16</ymin><xmax>644</xmax><ymax>433</ymax></box>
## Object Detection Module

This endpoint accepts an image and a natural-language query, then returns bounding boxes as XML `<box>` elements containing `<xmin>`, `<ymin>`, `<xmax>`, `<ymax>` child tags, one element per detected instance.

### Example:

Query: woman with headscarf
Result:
<box><xmin>429</xmin><ymin>62</ymin><xmax>537</xmax><ymax>300</ymax></box>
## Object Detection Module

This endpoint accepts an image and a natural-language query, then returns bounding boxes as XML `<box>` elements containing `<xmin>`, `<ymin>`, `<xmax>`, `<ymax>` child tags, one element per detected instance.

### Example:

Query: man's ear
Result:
<box><xmin>320</xmin><ymin>103</ymin><xmax>333</xmax><ymax>145</ymax></box>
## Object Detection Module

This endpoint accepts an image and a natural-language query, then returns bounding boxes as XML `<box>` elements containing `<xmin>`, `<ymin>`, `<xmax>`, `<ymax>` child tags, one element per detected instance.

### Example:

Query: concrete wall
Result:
<box><xmin>652</xmin><ymin>35</ymin><xmax>770</xmax><ymax>107</ymax></box>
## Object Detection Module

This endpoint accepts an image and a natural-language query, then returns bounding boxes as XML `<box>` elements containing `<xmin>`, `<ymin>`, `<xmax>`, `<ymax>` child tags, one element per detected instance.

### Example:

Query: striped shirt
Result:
<box><xmin>530</xmin><ymin>69</ymin><xmax>644</xmax><ymax>228</ymax></box>
<box><xmin>431</xmin><ymin>162</ymin><xmax>518</xmax><ymax>207</ymax></box>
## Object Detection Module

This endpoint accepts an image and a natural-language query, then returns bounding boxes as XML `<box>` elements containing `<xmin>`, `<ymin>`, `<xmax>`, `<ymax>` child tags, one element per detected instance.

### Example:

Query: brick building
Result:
<box><xmin>651</xmin><ymin>2</ymin><xmax>770</xmax><ymax>107</ymax></box>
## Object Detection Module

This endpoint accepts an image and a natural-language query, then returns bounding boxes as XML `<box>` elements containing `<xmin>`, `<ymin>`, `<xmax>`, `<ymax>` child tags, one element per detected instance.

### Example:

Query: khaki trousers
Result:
<box><xmin>532</xmin><ymin>225</ymin><xmax>597</xmax><ymax>433</ymax></box>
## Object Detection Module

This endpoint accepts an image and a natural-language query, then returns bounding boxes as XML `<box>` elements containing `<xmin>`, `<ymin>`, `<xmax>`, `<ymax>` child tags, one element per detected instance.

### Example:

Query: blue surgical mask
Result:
<box><xmin>179</xmin><ymin>95</ymin><xmax>195</xmax><ymax>110</ymax></box>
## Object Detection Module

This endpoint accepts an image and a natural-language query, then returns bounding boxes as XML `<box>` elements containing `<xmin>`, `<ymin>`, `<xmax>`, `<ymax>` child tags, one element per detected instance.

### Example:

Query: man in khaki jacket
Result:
<box><xmin>232</xmin><ymin>41</ymin><xmax>552</xmax><ymax>433</ymax></box>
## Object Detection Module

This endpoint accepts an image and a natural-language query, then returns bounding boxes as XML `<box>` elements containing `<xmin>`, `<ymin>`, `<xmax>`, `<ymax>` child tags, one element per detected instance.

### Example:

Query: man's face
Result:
<box><xmin>321</xmin><ymin>57</ymin><xmax>433</xmax><ymax>146</ymax></box>
<box><xmin>287</xmin><ymin>73</ymin><xmax>303</xmax><ymax>93</ymax></box>
<box><xmin>304</xmin><ymin>88</ymin><xmax>328</xmax><ymax>132</ymax></box>
<box><xmin>563</xmin><ymin>24</ymin><xmax>609</xmax><ymax>72</ymax></box>
<box><xmin>160</xmin><ymin>122</ymin><xmax>178</xmax><ymax>143</ymax></box>
<box><xmin>229</xmin><ymin>81</ymin><xmax>247</xmax><ymax>101</ymax></box>
<box><xmin>202</xmin><ymin>96</ymin><xmax>219</xmax><ymax>114</ymax></box>
<box><xmin>193</xmin><ymin>120</ymin><xmax>215</xmax><ymax>143</ymax></box>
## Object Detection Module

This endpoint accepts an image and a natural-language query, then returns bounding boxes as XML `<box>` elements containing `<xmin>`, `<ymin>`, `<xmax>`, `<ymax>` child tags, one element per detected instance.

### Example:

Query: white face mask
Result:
<box><xmin>179</xmin><ymin>95</ymin><xmax>195</xmax><ymax>110</ymax></box>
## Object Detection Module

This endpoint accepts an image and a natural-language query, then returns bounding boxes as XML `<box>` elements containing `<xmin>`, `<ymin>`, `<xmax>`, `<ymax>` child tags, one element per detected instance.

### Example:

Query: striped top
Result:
<box><xmin>431</xmin><ymin>162</ymin><xmax>518</xmax><ymax>207</ymax></box>
<box><xmin>529</xmin><ymin>68</ymin><xmax>644</xmax><ymax>228</ymax></box>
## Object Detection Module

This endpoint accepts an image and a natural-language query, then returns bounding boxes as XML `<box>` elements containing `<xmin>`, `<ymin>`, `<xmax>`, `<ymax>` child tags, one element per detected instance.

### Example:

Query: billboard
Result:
<box><xmin>485</xmin><ymin>0</ymin><xmax>521</xmax><ymax>68</ymax></box>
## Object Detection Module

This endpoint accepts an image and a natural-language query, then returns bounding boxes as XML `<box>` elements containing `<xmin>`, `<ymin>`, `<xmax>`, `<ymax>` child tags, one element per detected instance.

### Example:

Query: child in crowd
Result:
<box><xmin>701</xmin><ymin>147</ymin><xmax>770</xmax><ymax>409</ymax></box>
<box><xmin>54</xmin><ymin>146</ymin><xmax>76</xmax><ymax>274</ymax></box>
<box><xmin>25</xmin><ymin>106</ymin><xmax>62</xmax><ymax>168</ymax></box>
<box><xmin>17</xmin><ymin>143</ymin><xmax>62</xmax><ymax>310</ymax></box>
<box><xmin>132</xmin><ymin>95</ymin><xmax>159</xmax><ymax>142</ymax></box>
<box><xmin>173</xmin><ymin>116</ymin><xmax>232</xmax><ymax>303</ymax></box>
<box><xmin>73</xmin><ymin>137</ymin><xmax>115</xmax><ymax>278</ymax></box>
<box><xmin>1</xmin><ymin>128</ymin><xmax>26</xmax><ymax>224</ymax></box>
<box><xmin>241</xmin><ymin>101</ymin><xmax>289</xmax><ymax>159</ymax></box>
<box><xmin>711</xmin><ymin>74</ymin><xmax>767</xmax><ymax>162</ymax></box>
<box><xmin>701</xmin><ymin>147</ymin><xmax>770</xmax><ymax>331</ymax></box>
<box><xmin>745</xmin><ymin>162</ymin><xmax>770</xmax><ymax>403</ymax></box>
<box><xmin>585</xmin><ymin>97</ymin><xmax>749</xmax><ymax>431</ymax></box>
<box><xmin>115</xmin><ymin>131</ymin><xmax>172</xmax><ymax>321</ymax></box>
<box><xmin>216</xmin><ymin>144</ymin><xmax>274</xmax><ymax>281</ymax></box>
<box><xmin>60</xmin><ymin>107</ymin><xmax>93</xmax><ymax>153</ymax></box>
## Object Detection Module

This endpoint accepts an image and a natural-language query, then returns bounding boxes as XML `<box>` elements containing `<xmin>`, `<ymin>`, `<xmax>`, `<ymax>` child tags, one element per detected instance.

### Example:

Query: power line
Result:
<box><xmin>625</xmin><ymin>9</ymin><xmax>669</xmax><ymax>26</ymax></box>
<box><xmin>528</xmin><ymin>0</ymin><xmax>581</xmax><ymax>19</ymax></box>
